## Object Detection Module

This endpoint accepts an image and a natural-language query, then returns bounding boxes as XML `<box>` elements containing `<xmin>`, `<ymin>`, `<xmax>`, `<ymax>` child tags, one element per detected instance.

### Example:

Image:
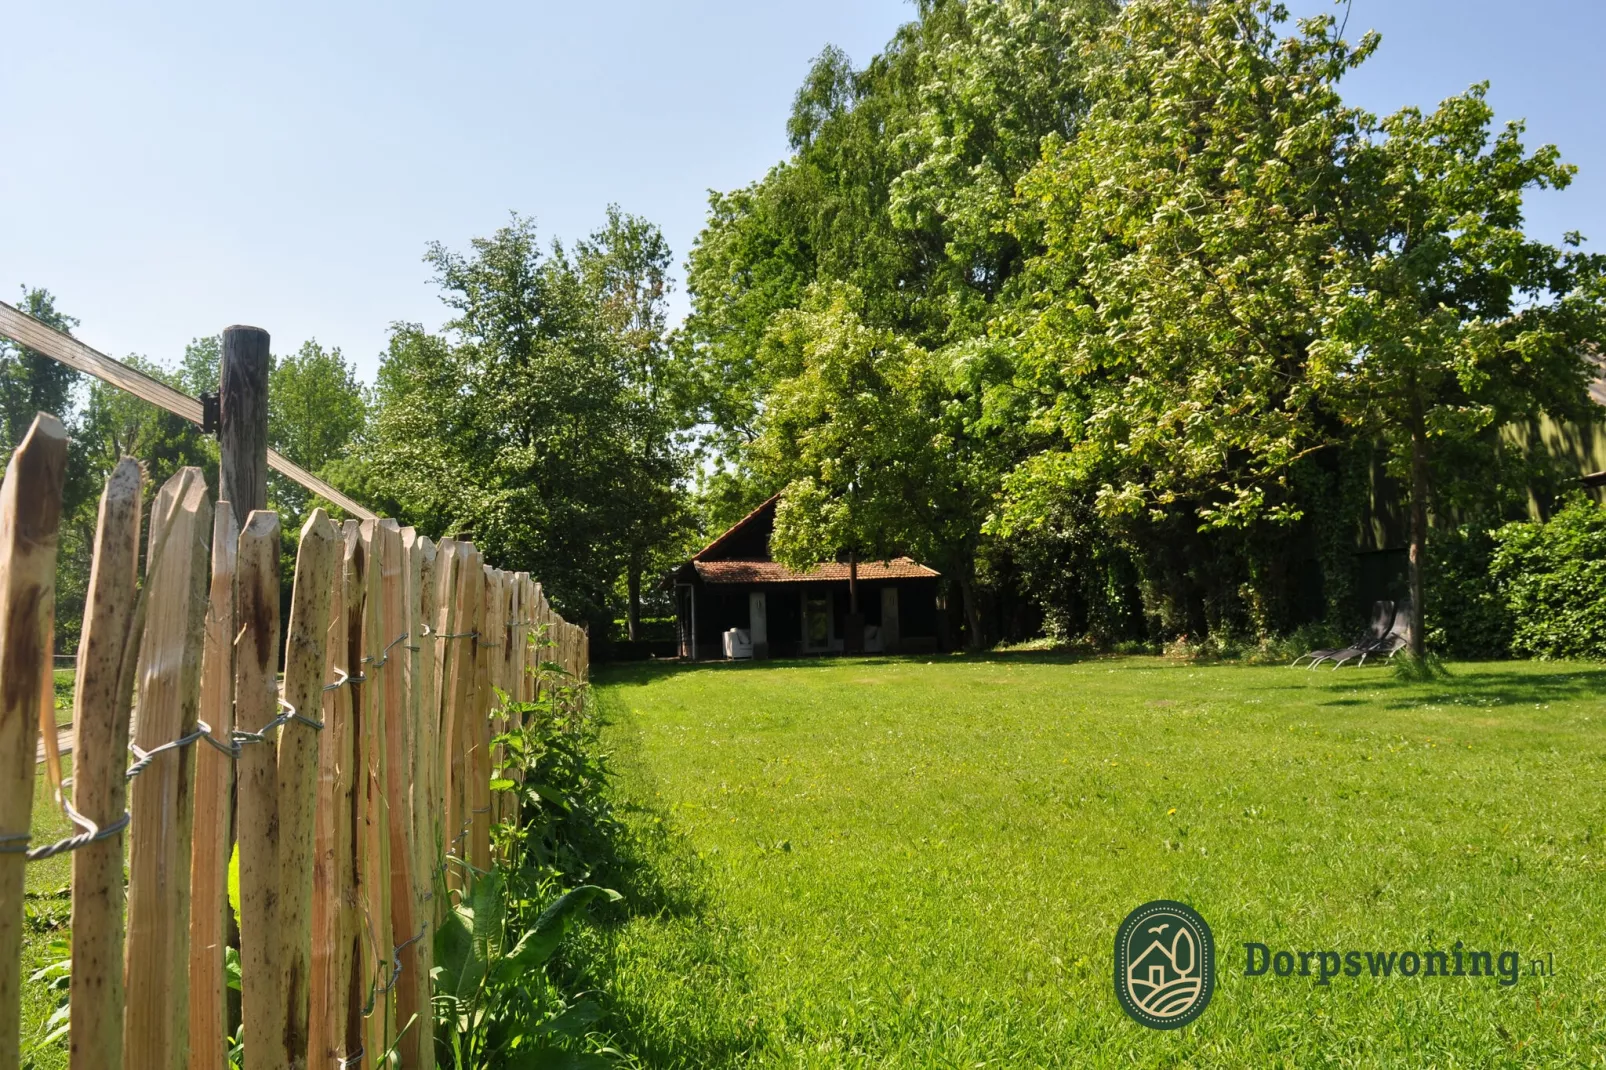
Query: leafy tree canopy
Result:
<box><xmin>368</xmin><ymin>215</ymin><xmax>692</xmax><ymax>629</ymax></box>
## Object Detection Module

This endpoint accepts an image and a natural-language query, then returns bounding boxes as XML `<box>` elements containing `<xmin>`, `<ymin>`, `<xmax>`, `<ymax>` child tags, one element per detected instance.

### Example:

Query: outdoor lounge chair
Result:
<box><xmin>1291</xmin><ymin>600</ymin><xmax>1393</xmax><ymax>668</ymax></box>
<box><xmin>1316</xmin><ymin>601</ymin><xmax>1412</xmax><ymax>669</ymax></box>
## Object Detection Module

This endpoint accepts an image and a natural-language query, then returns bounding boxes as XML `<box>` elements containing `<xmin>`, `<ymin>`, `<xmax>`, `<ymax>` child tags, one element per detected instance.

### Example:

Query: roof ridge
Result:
<box><xmin>691</xmin><ymin>493</ymin><xmax>781</xmax><ymax>561</ymax></box>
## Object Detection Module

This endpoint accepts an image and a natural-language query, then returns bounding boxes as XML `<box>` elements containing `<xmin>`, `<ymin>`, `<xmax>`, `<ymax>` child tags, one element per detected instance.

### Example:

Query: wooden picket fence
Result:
<box><xmin>0</xmin><ymin>413</ymin><xmax>589</xmax><ymax>1069</ymax></box>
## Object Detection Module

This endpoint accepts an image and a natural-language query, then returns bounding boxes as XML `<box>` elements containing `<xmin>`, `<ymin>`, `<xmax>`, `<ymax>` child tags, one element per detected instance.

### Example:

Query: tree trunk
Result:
<box><xmin>959</xmin><ymin>574</ymin><xmax>985</xmax><ymax>652</ymax></box>
<box><xmin>1407</xmin><ymin>394</ymin><xmax>1429</xmax><ymax>659</ymax></box>
<box><xmin>848</xmin><ymin>551</ymin><xmax>858</xmax><ymax>615</ymax></box>
<box><xmin>626</xmin><ymin>556</ymin><xmax>642</xmax><ymax>642</ymax></box>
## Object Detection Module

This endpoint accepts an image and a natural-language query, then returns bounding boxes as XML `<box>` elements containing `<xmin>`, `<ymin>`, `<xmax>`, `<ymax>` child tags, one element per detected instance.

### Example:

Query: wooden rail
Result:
<box><xmin>0</xmin><ymin>301</ymin><xmax>377</xmax><ymax>521</ymax></box>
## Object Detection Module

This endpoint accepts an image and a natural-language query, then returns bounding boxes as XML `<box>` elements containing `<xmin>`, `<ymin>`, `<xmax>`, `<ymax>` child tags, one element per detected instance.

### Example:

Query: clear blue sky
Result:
<box><xmin>4</xmin><ymin>1</ymin><xmax>1602</xmax><ymax>384</ymax></box>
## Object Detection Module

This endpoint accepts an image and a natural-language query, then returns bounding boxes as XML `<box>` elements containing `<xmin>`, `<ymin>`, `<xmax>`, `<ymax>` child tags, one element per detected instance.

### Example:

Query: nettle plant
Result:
<box><xmin>431</xmin><ymin>631</ymin><xmax>626</xmax><ymax>1069</ymax></box>
<box><xmin>431</xmin><ymin>871</ymin><xmax>619</xmax><ymax>1069</ymax></box>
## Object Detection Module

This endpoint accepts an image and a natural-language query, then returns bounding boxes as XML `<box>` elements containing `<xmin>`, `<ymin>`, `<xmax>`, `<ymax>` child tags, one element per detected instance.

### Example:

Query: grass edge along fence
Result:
<box><xmin>0</xmin><ymin>412</ymin><xmax>590</xmax><ymax>1069</ymax></box>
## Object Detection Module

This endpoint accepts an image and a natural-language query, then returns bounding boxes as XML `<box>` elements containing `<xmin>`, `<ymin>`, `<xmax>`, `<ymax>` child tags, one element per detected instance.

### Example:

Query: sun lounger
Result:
<box><xmin>1321</xmin><ymin>602</ymin><xmax>1412</xmax><ymax>668</ymax></box>
<box><xmin>1291</xmin><ymin>600</ymin><xmax>1393</xmax><ymax>667</ymax></box>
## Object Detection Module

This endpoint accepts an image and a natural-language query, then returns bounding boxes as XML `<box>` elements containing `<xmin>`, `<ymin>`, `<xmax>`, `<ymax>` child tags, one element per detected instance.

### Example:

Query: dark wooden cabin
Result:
<box><xmin>670</xmin><ymin>496</ymin><xmax>942</xmax><ymax>660</ymax></box>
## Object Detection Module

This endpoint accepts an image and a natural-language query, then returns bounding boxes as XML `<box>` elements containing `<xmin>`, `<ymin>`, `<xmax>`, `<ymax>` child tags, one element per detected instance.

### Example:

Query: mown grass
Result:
<box><xmin>21</xmin><ymin>755</ymin><xmax>74</xmax><ymax>1070</ymax></box>
<box><xmin>586</xmin><ymin>655</ymin><xmax>1606</xmax><ymax>1069</ymax></box>
<box><xmin>20</xmin><ymin>675</ymin><xmax>79</xmax><ymax>1069</ymax></box>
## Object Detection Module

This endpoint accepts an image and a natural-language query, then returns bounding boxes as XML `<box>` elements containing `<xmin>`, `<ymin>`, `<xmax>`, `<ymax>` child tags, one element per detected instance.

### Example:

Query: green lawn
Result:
<box><xmin>587</xmin><ymin>655</ymin><xmax>1606</xmax><ymax>1069</ymax></box>
<box><xmin>20</xmin><ymin>676</ymin><xmax>80</xmax><ymax>1069</ymax></box>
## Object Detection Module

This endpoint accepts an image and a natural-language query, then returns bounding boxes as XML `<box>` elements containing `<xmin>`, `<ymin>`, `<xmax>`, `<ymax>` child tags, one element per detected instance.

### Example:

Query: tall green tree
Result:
<box><xmin>267</xmin><ymin>339</ymin><xmax>369</xmax><ymax>514</ymax></box>
<box><xmin>1313</xmin><ymin>87</ymin><xmax>1605</xmax><ymax>655</ymax></box>
<box><xmin>997</xmin><ymin>0</ymin><xmax>1370</xmax><ymax>636</ymax></box>
<box><xmin>685</xmin><ymin>0</ymin><xmax>1115</xmax><ymax>474</ymax></box>
<box><xmin>1001</xmin><ymin>0</ymin><xmax>1604</xmax><ymax>648</ymax></box>
<box><xmin>575</xmin><ymin>207</ymin><xmax>695</xmax><ymax>639</ymax></box>
<box><xmin>175</xmin><ymin>334</ymin><xmax>221</xmax><ymax>397</ymax></box>
<box><xmin>754</xmin><ymin>283</ymin><xmax>1012</xmax><ymax>646</ymax></box>
<box><xmin>369</xmin><ymin>215</ymin><xmax>684</xmax><ymax>629</ymax></box>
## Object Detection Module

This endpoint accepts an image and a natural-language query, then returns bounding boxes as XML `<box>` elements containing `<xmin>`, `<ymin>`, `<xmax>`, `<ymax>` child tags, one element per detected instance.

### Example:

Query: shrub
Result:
<box><xmin>1425</xmin><ymin>522</ymin><xmax>1514</xmax><ymax>659</ymax></box>
<box><xmin>1489</xmin><ymin>497</ymin><xmax>1606</xmax><ymax>659</ymax></box>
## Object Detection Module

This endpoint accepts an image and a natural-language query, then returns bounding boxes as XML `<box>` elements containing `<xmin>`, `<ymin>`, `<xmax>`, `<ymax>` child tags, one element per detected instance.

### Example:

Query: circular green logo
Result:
<box><xmin>1114</xmin><ymin>900</ymin><xmax>1215</xmax><ymax>1029</ymax></box>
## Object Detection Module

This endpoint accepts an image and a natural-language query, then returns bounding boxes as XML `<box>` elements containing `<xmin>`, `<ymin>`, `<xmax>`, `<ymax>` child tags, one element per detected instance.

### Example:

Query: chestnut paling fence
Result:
<box><xmin>0</xmin><ymin>413</ymin><xmax>589</xmax><ymax>1069</ymax></box>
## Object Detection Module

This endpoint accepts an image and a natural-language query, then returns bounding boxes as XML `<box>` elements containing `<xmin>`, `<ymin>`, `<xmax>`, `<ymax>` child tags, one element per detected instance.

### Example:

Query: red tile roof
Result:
<box><xmin>693</xmin><ymin>558</ymin><xmax>939</xmax><ymax>584</ymax></box>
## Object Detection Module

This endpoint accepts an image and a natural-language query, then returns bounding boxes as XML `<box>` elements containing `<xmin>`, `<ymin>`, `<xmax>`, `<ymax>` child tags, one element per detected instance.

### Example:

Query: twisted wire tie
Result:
<box><xmin>0</xmin><ymin>798</ymin><xmax>130</xmax><ymax>861</ymax></box>
<box><xmin>362</xmin><ymin>632</ymin><xmax>411</xmax><ymax>670</ymax></box>
<box><xmin>378</xmin><ymin>926</ymin><xmax>428</xmax><ymax>995</ymax></box>
<box><xmin>125</xmin><ymin>723</ymin><xmax>210</xmax><ymax>778</ymax></box>
<box><xmin>15</xmin><ymin>665</ymin><xmax>357</xmax><ymax>861</ymax></box>
<box><xmin>323</xmin><ymin>665</ymin><xmax>366</xmax><ymax>693</ymax></box>
<box><xmin>360</xmin><ymin>925</ymin><xmax>428</xmax><ymax>1015</ymax></box>
<box><xmin>231</xmin><ymin>698</ymin><xmax>325</xmax><ymax>753</ymax></box>
<box><xmin>337</xmin><ymin>1046</ymin><xmax>365</xmax><ymax>1069</ymax></box>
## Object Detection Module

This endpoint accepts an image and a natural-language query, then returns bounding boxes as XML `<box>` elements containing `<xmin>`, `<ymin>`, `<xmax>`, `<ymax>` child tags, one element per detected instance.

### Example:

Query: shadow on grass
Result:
<box><xmin>592</xmin><ymin>646</ymin><xmax>1117</xmax><ymax>687</ymax></box>
<box><xmin>1284</xmin><ymin>661</ymin><xmax>1606</xmax><ymax>709</ymax></box>
<box><xmin>1371</xmin><ymin>667</ymin><xmax>1606</xmax><ymax>710</ymax></box>
<box><xmin>579</xmin><ymin>785</ymin><xmax>763</xmax><ymax>1068</ymax></box>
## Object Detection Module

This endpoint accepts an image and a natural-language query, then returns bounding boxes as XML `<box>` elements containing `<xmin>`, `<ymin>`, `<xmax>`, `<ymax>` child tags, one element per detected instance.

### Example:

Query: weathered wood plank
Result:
<box><xmin>358</xmin><ymin>520</ymin><xmax>394</xmax><ymax>1062</ymax></box>
<box><xmin>123</xmin><ymin>466</ymin><xmax>211</xmax><ymax>1070</ymax></box>
<box><xmin>469</xmin><ymin>560</ymin><xmax>494</xmax><ymax>875</ymax></box>
<box><xmin>442</xmin><ymin>543</ymin><xmax>481</xmax><ymax>891</ymax></box>
<box><xmin>274</xmin><ymin>509</ymin><xmax>340</xmax><ymax>1070</ymax></box>
<box><xmin>70</xmin><ymin>459</ymin><xmax>142</xmax><ymax>1070</ymax></box>
<box><xmin>0</xmin><ymin>302</ymin><xmax>376</xmax><ymax>521</ymax></box>
<box><xmin>186</xmin><ymin>500</ymin><xmax>236</xmax><ymax>1070</ymax></box>
<box><xmin>309</xmin><ymin>519</ymin><xmax>356</xmax><ymax>1066</ymax></box>
<box><xmin>233</xmin><ymin>509</ymin><xmax>283</xmax><ymax>1070</ymax></box>
<box><xmin>373</xmin><ymin>522</ymin><xmax>421</xmax><ymax>1066</ymax></box>
<box><xmin>0</xmin><ymin>414</ymin><xmax>67</xmax><ymax>1068</ymax></box>
<box><xmin>405</xmin><ymin>532</ymin><xmax>437</xmax><ymax>1060</ymax></box>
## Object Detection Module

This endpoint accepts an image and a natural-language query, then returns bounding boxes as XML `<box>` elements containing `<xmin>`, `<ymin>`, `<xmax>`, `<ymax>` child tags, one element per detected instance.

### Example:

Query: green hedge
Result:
<box><xmin>1425</xmin><ymin>523</ymin><xmax>1514</xmax><ymax>660</ymax></box>
<box><xmin>1490</xmin><ymin>497</ymin><xmax>1606</xmax><ymax>660</ymax></box>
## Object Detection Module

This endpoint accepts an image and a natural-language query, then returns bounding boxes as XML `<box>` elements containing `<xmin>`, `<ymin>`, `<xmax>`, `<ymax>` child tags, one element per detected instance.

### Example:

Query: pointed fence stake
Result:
<box><xmin>275</xmin><ymin>509</ymin><xmax>340</xmax><ymax>1070</ymax></box>
<box><xmin>123</xmin><ymin>466</ymin><xmax>212</xmax><ymax>1070</ymax></box>
<box><xmin>0</xmin><ymin>414</ymin><xmax>67</xmax><ymax>1067</ymax></box>
<box><xmin>186</xmin><ymin>500</ymin><xmax>237</xmax><ymax>1070</ymax></box>
<box><xmin>234</xmin><ymin>509</ymin><xmax>283</xmax><ymax>1070</ymax></box>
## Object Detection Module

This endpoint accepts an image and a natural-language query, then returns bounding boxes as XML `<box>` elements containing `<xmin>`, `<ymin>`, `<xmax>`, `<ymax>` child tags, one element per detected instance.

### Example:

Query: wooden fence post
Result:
<box><xmin>401</xmin><ymin>529</ymin><xmax>436</xmax><ymax>1065</ymax></box>
<box><xmin>379</xmin><ymin>520</ymin><xmax>427</xmax><ymax>1066</ymax></box>
<box><xmin>486</xmin><ymin>570</ymin><xmax>507</xmax><ymax>839</ymax></box>
<box><xmin>428</xmin><ymin>539</ymin><xmax>458</xmax><ymax>921</ymax></box>
<box><xmin>406</xmin><ymin>533</ymin><xmax>437</xmax><ymax>900</ymax></box>
<box><xmin>499</xmin><ymin>573</ymin><xmax>524</xmax><ymax>833</ymax></box>
<box><xmin>69</xmin><ymin>458</ymin><xmax>141</xmax><ymax>1070</ymax></box>
<box><xmin>186</xmin><ymin>500</ymin><xmax>237</xmax><ymax>1070</ymax></box>
<box><xmin>469</xmin><ymin>556</ymin><xmax>493</xmax><ymax>876</ymax></box>
<box><xmin>358</xmin><ymin>520</ymin><xmax>394</xmax><ymax>1062</ymax></box>
<box><xmin>310</xmin><ymin>520</ymin><xmax>365</xmax><ymax>1065</ymax></box>
<box><xmin>123</xmin><ymin>466</ymin><xmax>212</xmax><ymax>1070</ymax></box>
<box><xmin>442</xmin><ymin>543</ymin><xmax>481</xmax><ymax>892</ymax></box>
<box><xmin>306</xmin><ymin>514</ymin><xmax>354</xmax><ymax>1060</ymax></box>
<box><xmin>275</xmin><ymin>510</ymin><xmax>340</xmax><ymax>1070</ymax></box>
<box><xmin>219</xmin><ymin>326</ymin><xmax>270</xmax><ymax>518</ymax></box>
<box><xmin>0</xmin><ymin>414</ymin><xmax>66</xmax><ymax>1067</ymax></box>
<box><xmin>234</xmin><ymin>509</ymin><xmax>283</xmax><ymax>1069</ymax></box>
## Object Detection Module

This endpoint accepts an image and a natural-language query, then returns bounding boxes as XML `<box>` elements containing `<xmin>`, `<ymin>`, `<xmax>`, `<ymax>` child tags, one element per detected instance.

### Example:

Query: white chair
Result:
<box><xmin>723</xmin><ymin>628</ymin><xmax>753</xmax><ymax>659</ymax></box>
